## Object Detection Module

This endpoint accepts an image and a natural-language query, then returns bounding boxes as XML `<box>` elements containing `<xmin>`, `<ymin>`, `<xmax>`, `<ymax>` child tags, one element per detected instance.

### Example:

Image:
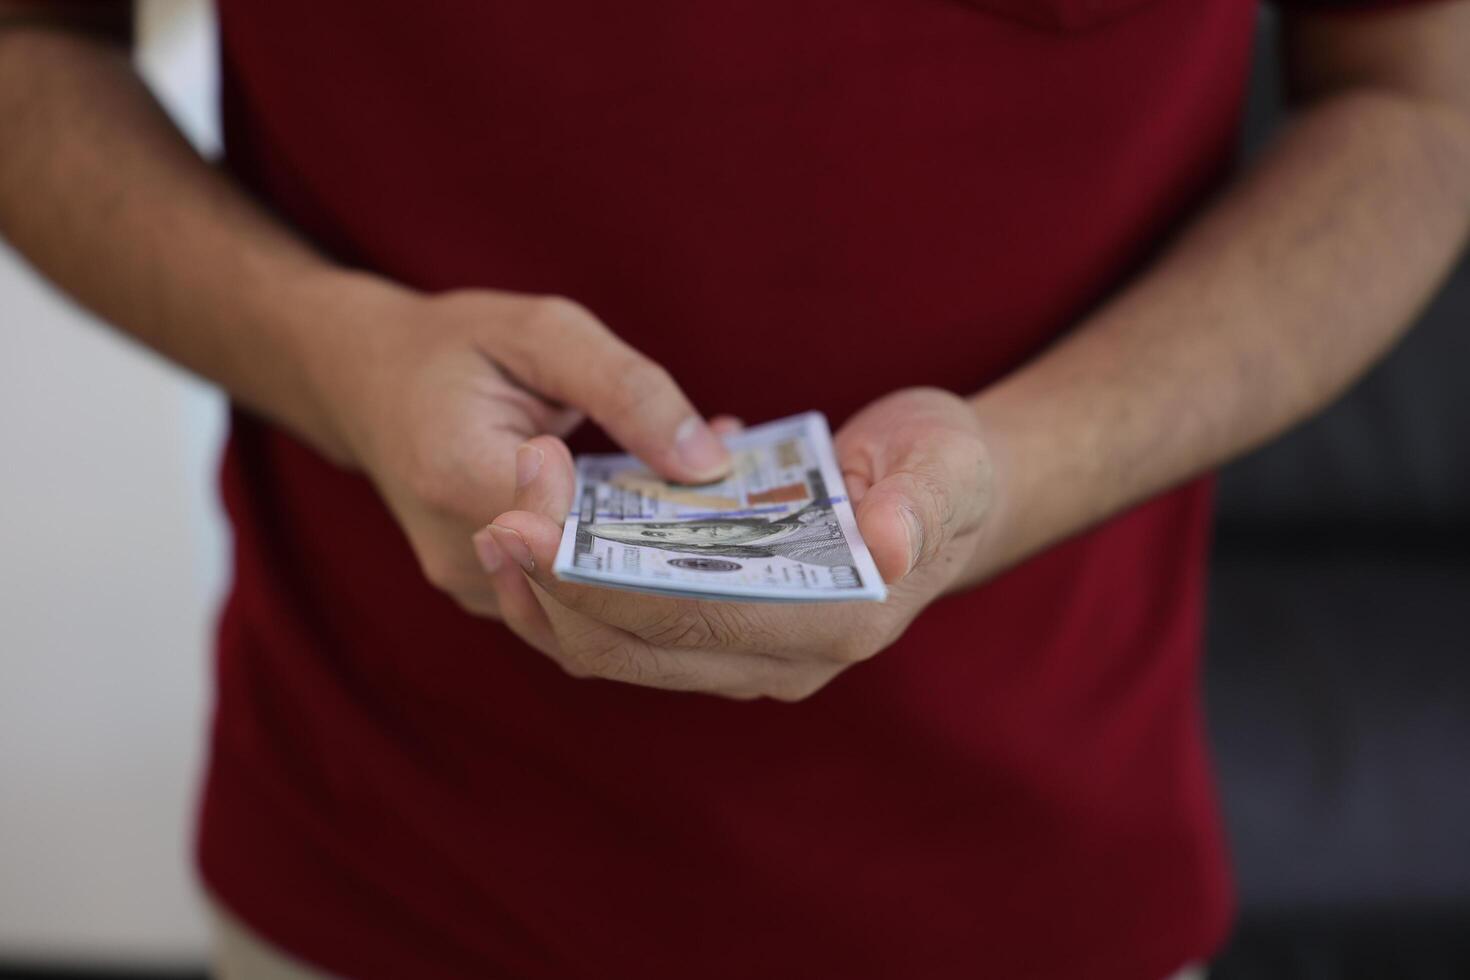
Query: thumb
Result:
<box><xmin>490</xmin><ymin>297</ymin><xmax>731</xmax><ymax>483</ymax></box>
<box><xmin>510</xmin><ymin>435</ymin><xmax>577</xmax><ymax>523</ymax></box>
<box><xmin>854</xmin><ymin>473</ymin><xmax>943</xmax><ymax>585</ymax></box>
<box><xmin>856</xmin><ymin>446</ymin><xmax>988</xmax><ymax>585</ymax></box>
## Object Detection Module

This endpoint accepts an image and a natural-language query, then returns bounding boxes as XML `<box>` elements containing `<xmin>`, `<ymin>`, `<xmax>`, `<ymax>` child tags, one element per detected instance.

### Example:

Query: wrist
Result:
<box><xmin>271</xmin><ymin>265</ymin><xmax>425</xmax><ymax>470</ymax></box>
<box><xmin>955</xmin><ymin>391</ymin><xmax>1023</xmax><ymax>589</ymax></box>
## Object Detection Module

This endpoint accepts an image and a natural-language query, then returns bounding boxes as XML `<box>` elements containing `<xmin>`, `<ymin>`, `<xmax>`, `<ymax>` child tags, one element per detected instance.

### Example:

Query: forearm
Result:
<box><xmin>963</xmin><ymin>87</ymin><xmax>1470</xmax><ymax>586</ymax></box>
<box><xmin>0</xmin><ymin>23</ymin><xmax>402</xmax><ymax>464</ymax></box>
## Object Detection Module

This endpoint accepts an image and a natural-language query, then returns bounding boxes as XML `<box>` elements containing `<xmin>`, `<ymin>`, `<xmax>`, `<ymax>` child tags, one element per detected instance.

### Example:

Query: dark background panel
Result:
<box><xmin>1205</xmin><ymin>9</ymin><xmax>1470</xmax><ymax>979</ymax></box>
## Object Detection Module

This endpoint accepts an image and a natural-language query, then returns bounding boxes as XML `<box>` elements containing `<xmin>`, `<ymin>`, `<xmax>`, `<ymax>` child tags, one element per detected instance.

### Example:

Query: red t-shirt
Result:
<box><xmin>195</xmin><ymin>0</ymin><xmax>1294</xmax><ymax>976</ymax></box>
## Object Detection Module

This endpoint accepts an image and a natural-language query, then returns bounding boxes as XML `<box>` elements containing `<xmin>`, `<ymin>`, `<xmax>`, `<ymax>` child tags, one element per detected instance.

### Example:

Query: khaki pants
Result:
<box><xmin>213</xmin><ymin>905</ymin><xmax>330</xmax><ymax>980</ymax></box>
<box><xmin>213</xmin><ymin>905</ymin><xmax>1208</xmax><ymax>980</ymax></box>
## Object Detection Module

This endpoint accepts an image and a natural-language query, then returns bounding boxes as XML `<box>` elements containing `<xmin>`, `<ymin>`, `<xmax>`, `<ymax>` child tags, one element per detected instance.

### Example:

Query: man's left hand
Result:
<box><xmin>474</xmin><ymin>387</ymin><xmax>994</xmax><ymax>701</ymax></box>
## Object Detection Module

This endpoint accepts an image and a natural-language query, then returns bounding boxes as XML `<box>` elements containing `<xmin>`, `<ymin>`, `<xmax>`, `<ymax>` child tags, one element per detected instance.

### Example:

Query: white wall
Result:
<box><xmin>0</xmin><ymin>1</ymin><xmax>223</xmax><ymax>966</ymax></box>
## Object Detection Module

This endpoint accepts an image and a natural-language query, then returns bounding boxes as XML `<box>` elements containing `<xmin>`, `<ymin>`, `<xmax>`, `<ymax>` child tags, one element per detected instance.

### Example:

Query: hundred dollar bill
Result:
<box><xmin>553</xmin><ymin>412</ymin><xmax>887</xmax><ymax>603</ymax></box>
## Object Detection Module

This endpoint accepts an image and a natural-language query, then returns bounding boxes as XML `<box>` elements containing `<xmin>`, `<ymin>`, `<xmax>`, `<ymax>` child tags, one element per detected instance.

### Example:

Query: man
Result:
<box><xmin>1</xmin><ymin>0</ymin><xmax>1467</xmax><ymax>977</ymax></box>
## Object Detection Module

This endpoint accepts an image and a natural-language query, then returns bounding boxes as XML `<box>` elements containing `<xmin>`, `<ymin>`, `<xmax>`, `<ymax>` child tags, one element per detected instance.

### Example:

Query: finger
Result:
<box><xmin>408</xmin><ymin>504</ymin><xmax>508</xmax><ymax>616</ymax></box>
<box><xmin>511</xmin><ymin>435</ymin><xmax>576</xmax><ymax>523</ymax></box>
<box><xmin>486</xmin><ymin>508</ymin><xmax>689</xmax><ymax>633</ymax></box>
<box><xmin>449</xmin><ymin>589</ymin><xmax>502</xmax><ymax>620</ymax></box>
<box><xmin>474</xmin><ymin>526</ymin><xmax>558</xmax><ymax>653</ymax></box>
<box><xmin>489</xmin><ymin>297</ymin><xmax>732</xmax><ymax>484</ymax></box>
<box><xmin>522</xmin><ymin>580</ymin><xmax>810</xmax><ymax>699</ymax></box>
<box><xmin>478</xmin><ymin>523</ymin><xmax>794</xmax><ymax>696</ymax></box>
<box><xmin>709</xmin><ymin>415</ymin><xmax>744</xmax><ymax>438</ymax></box>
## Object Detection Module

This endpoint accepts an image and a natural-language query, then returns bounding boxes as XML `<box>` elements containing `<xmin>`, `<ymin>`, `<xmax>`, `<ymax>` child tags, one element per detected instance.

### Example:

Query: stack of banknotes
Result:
<box><xmin>553</xmin><ymin>412</ymin><xmax>887</xmax><ymax>602</ymax></box>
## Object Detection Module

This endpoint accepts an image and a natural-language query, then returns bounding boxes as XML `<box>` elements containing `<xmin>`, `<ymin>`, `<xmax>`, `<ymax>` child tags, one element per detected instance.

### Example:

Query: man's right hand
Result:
<box><xmin>0</xmin><ymin>18</ymin><xmax>731</xmax><ymax>619</ymax></box>
<box><xmin>308</xmin><ymin>283</ymin><xmax>732</xmax><ymax>618</ymax></box>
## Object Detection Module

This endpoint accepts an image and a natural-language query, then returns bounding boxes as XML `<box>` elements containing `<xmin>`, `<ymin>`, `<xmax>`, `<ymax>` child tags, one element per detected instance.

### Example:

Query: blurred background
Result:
<box><xmin>0</xmin><ymin>2</ymin><xmax>1466</xmax><ymax>978</ymax></box>
<box><xmin>0</xmin><ymin>0</ymin><xmax>224</xmax><ymax>974</ymax></box>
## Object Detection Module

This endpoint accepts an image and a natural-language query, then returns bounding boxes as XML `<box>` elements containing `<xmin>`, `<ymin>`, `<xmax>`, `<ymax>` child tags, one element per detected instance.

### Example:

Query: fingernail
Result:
<box><xmin>515</xmin><ymin>443</ymin><xmax>543</xmax><ymax>489</ymax></box>
<box><xmin>899</xmin><ymin>505</ymin><xmax>924</xmax><ymax>575</ymax></box>
<box><xmin>473</xmin><ymin>527</ymin><xmax>503</xmax><ymax>574</ymax></box>
<box><xmin>674</xmin><ymin>415</ymin><xmax>728</xmax><ymax>479</ymax></box>
<box><xmin>489</xmin><ymin>524</ymin><xmax>534</xmax><ymax>571</ymax></box>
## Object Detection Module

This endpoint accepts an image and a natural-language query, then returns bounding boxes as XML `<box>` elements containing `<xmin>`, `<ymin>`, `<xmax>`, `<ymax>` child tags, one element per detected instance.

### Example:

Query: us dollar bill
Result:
<box><xmin>553</xmin><ymin>412</ymin><xmax>887</xmax><ymax>602</ymax></box>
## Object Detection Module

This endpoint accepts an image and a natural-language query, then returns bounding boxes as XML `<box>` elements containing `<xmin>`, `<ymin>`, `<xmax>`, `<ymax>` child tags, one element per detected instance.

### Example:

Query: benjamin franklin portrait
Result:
<box><xmin>587</xmin><ymin>500</ymin><xmax>854</xmax><ymax>567</ymax></box>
